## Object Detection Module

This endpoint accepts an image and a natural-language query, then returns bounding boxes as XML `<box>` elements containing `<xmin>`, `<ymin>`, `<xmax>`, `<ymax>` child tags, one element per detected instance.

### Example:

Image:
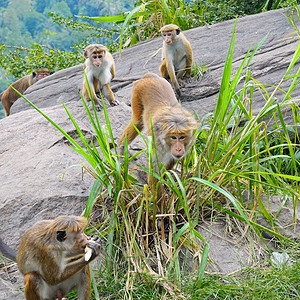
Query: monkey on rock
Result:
<box><xmin>159</xmin><ymin>24</ymin><xmax>193</xmax><ymax>97</ymax></box>
<box><xmin>82</xmin><ymin>44</ymin><xmax>119</xmax><ymax>111</ymax></box>
<box><xmin>0</xmin><ymin>68</ymin><xmax>52</xmax><ymax>116</ymax></box>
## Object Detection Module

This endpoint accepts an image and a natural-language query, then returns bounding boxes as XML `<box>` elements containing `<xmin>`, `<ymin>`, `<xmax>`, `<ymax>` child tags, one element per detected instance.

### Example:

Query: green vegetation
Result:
<box><xmin>14</xmin><ymin>17</ymin><xmax>300</xmax><ymax>298</ymax></box>
<box><xmin>1</xmin><ymin>0</ymin><xmax>299</xmax><ymax>298</ymax></box>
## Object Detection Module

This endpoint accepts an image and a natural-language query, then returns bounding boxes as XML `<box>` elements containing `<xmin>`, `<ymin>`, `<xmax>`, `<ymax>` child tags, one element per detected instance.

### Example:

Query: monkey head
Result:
<box><xmin>35</xmin><ymin>68</ymin><xmax>52</xmax><ymax>80</ymax></box>
<box><xmin>84</xmin><ymin>44</ymin><xmax>108</xmax><ymax>68</ymax></box>
<box><xmin>160</xmin><ymin>24</ymin><xmax>181</xmax><ymax>45</ymax></box>
<box><xmin>153</xmin><ymin>107</ymin><xmax>198</xmax><ymax>161</ymax></box>
<box><xmin>45</xmin><ymin>215</ymin><xmax>90</xmax><ymax>252</ymax></box>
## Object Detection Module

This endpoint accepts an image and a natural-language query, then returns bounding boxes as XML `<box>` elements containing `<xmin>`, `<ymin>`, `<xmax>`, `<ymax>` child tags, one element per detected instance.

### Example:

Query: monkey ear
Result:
<box><xmin>83</xmin><ymin>50</ymin><xmax>88</xmax><ymax>58</ymax></box>
<box><xmin>32</xmin><ymin>72</ymin><xmax>37</xmax><ymax>77</ymax></box>
<box><xmin>56</xmin><ymin>230</ymin><xmax>67</xmax><ymax>242</ymax></box>
<box><xmin>176</xmin><ymin>28</ymin><xmax>180</xmax><ymax>35</ymax></box>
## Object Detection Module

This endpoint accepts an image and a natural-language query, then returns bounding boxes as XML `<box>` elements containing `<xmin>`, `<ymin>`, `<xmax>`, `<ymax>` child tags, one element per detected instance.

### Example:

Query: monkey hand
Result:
<box><xmin>91</xmin><ymin>235</ymin><xmax>101</xmax><ymax>244</ymax></box>
<box><xmin>95</xmin><ymin>103</ymin><xmax>103</xmax><ymax>111</ymax></box>
<box><xmin>175</xmin><ymin>88</ymin><xmax>181</xmax><ymax>98</ymax></box>
<box><xmin>185</xmin><ymin>77</ymin><xmax>192</xmax><ymax>84</ymax></box>
<box><xmin>110</xmin><ymin>99</ymin><xmax>120</xmax><ymax>106</ymax></box>
<box><xmin>84</xmin><ymin>236</ymin><xmax>101</xmax><ymax>262</ymax></box>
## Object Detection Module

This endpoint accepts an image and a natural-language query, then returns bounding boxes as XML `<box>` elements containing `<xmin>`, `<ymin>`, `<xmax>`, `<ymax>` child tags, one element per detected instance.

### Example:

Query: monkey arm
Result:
<box><xmin>111</xmin><ymin>63</ymin><xmax>115</xmax><ymax>79</ymax></box>
<box><xmin>42</xmin><ymin>253</ymin><xmax>88</xmax><ymax>286</ymax></box>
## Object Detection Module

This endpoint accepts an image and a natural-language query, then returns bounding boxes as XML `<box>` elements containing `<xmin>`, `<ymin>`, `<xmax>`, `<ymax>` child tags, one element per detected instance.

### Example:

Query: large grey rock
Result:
<box><xmin>1</xmin><ymin>8</ymin><xmax>300</xmax><ymax>298</ymax></box>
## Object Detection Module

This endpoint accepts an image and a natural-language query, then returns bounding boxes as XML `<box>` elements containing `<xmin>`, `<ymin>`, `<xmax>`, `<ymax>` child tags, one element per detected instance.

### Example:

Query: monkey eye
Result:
<box><xmin>98</xmin><ymin>55</ymin><xmax>102</xmax><ymax>59</ymax></box>
<box><xmin>179</xmin><ymin>136</ymin><xmax>185</xmax><ymax>140</ymax></box>
<box><xmin>170</xmin><ymin>136</ymin><xmax>177</xmax><ymax>140</ymax></box>
<box><xmin>56</xmin><ymin>230</ymin><xmax>67</xmax><ymax>242</ymax></box>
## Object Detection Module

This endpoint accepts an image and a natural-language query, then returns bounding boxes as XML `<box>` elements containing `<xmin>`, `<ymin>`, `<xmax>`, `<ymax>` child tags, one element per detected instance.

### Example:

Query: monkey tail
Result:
<box><xmin>0</xmin><ymin>237</ymin><xmax>17</xmax><ymax>262</ymax></box>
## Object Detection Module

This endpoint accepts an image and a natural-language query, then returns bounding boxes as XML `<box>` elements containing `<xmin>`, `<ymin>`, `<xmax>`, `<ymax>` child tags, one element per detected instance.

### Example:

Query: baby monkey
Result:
<box><xmin>82</xmin><ymin>44</ymin><xmax>119</xmax><ymax>111</ymax></box>
<box><xmin>0</xmin><ymin>215</ymin><xmax>101</xmax><ymax>300</ymax></box>
<box><xmin>159</xmin><ymin>24</ymin><xmax>193</xmax><ymax>97</ymax></box>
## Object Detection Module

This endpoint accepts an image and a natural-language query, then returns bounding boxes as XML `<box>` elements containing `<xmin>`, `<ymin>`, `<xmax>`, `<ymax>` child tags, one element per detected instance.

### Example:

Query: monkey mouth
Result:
<box><xmin>173</xmin><ymin>154</ymin><xmax>184</xmax><ymax>160</ymax></box>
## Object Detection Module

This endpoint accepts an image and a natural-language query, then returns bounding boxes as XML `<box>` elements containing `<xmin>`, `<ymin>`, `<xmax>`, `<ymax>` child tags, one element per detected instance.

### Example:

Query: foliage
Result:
<box><xmin>186</xmin><ymin>257</ymin><xmax>300</xmax><ymax>299</ymax></box>
<box><xmin>12</xmin><ymin>21</ymin><xmax>300</xmax><ymax>297</ymax></box>
<box><xmin>0</xmin><ymin>43</ymin><xmax>84</xmax><ymax>78</ymax></box>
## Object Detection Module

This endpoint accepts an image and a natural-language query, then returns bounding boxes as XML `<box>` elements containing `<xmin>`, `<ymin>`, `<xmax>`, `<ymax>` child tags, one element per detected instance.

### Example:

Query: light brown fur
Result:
<box><xmin>82</xmin><ymin>44</ymin><xmax>118</xmax><ymax>111</ymax></box>
<box><xmin>118</xmin><ymin>73</ymin><xmax>198</xmax><ymax>193</ymax></box>
<box><xmin>159</xmin><ymin>24</ymin><xmax>193</xmax><ymax>97</ymax></box>
<box><xmin>0</xmin><ymin>68</ymin><xmax>52</xmax><ymax>116</ymax></box>
<box><xmin>0</xmin><ymin>215</ymin><xmax>101</xmax><ymax>300</ymax></box>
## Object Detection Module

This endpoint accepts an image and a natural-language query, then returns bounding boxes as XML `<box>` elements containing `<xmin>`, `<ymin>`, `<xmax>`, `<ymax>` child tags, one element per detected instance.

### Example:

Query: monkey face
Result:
<box><xmin>37</xmin><ymin>72</ymin><xmax>49</xmax><ymax>80</ymax></box>
<box><xmin>162</xmin><ymin>31</ymin><xmax>175</xmax><ymax>45</ymax></box>
<box><xmin>55</xmin><ymin>229</ymin><xmax>90</xmax><ymax>252</ymax></box>
<box><xmin>168</xmin><ymin>134</ymin><xmax>187</xmax><ymax>159</ymax></box>
<box><xmin>91</xmin><ymin>51</ymin><xmax>106</xmax><ymax>67</ymax></box>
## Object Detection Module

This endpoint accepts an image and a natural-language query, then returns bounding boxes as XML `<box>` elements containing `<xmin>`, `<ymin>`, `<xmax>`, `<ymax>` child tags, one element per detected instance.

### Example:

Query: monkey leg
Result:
<box><xmin>1</xmin><ymin>96</ymin><xmax>12</xmax><ymax>116</ymax></box>
<box><xmin>76</xmin><ymin>266</ymin><xmax>91</xmax><ymax>300</ymax></box>
<box><xmin>162</xmin><ymin>58</ymin><xmax>181</xmax><ymax>97</ymax></box>
<box><xmin>159</xmin><ymin>58</ymin><xmax>169</xmax><ymax>79</ymax></box>
<box><xmin>176</xmin><ymin>58</ymin><xmax>192</xmax><ymax>85</ymax></box>
<box><xmin>118</xmin><ymin>93</ymin><xmax>144</xmax><ymax>155</ymax></box>
<box><xmin>24</xmin><ymin>272</ymin><xmax>42</xmax><ymax>300</ymax></box>
<box><xmin>102</xmin><ymin>84</ymin><xmax>119</xmax><ymax>106</ymax></box>
<box><xmin>118</xmin><ymin>121</ymin><xmax>143</xmax><ymax>155</ymax></box>
<box><xmin>82</xmin><ymin>79</ymin><xmax>103</xmax><ymax>111</ymax></box>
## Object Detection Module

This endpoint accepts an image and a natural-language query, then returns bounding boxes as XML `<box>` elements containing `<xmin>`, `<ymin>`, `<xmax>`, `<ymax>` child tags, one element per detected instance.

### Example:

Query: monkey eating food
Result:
<box><xmin>82</xmin><ymin>44</ymin><xmax>119</xmax><ymax>111</ymax></box>
<box><xmin>0</xmin><ymin>215</ymin><xmax>101</xmax><ymax>300</ymax></box>
<box><xmin>118</xmin><ymin>73</ymin><xmax>198</xmax><ymax>193</ymax></box>
<box><xmin>159</xmin><ymin>24</ymin><xmax>193</xmax><ymax>97</ymax></box>
<box><xmin>0</xmin><ymin>68</ymin><xmax>52</xmax><ymax>116</ymax></box>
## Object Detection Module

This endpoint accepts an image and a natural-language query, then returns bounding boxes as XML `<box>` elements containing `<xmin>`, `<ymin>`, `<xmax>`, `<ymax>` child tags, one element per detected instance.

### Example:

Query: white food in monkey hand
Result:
<box><xmin>84</xmin><ymin>239</ymin><xmax>96</xmax><ymax>261</ymax></box>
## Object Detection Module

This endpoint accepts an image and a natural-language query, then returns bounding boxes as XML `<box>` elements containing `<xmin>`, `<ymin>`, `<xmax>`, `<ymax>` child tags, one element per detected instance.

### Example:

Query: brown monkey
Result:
<box><xmin>82</xmin><ymin>44</ymin><xmax>119</xmax><ymax>111</ymax></box>
<box><xmin>0</xmin><ymin>68</ymin><xmax>52</xmax><ymax>116</ymax></box>
<box><xmin>159</xmin><ymin>24</ymin><xmax>193</xmax><ymax>97</ymax></box>
<box><xmin>118</xmin><ymin>73</ymin><xmax>198</xmax><ymax>191</ymax></box>
<box><xmin>0</xmin><ymin>215</ymin><xmax>101</xmax><ymax>300</ymax></box>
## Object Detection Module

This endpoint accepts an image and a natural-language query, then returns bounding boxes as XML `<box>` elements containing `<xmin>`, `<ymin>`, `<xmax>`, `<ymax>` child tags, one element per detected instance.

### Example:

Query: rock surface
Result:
<box><xmin>1</xmin><ymin>8</ymin><xmax>299</xmax><ymax>299</ymax></box>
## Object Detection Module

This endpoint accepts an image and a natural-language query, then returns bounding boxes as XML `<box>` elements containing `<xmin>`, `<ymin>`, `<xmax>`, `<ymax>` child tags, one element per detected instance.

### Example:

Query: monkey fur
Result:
<box><xmin>82</xmin><ymin>44</ymin><xmax>119</xmax><ymax>111</ymax></box>
<box><xmin>118</xmin><ymin>73</ymin><xmax>198</xmax><ymax>193</ymax></box>
<box><xmin>0</xmin><ymin>215</ymin><xmax>101</xmax><ymax>300</ymax></box>
<box><xmin>0</xmin><ymin>68</ymin><xmax>52</xmax><ymax>116</ymax></box>
<box><xmin>159</xmin><ymin>24</ymin><xmax>193</xmax><ymax>97</ymax></box>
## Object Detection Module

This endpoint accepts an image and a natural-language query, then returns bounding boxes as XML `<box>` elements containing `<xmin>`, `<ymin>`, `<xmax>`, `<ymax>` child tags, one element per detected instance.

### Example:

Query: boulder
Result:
<box><xmin>1</xmin><ymin>8</ymin><xmax>299</xmax><ymax>299</ymax></box>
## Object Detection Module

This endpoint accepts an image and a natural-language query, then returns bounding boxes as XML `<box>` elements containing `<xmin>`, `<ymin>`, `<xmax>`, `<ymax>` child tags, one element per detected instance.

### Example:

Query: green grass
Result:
<box><xmin>65</xmin><ymin>252</ymin><xmax>299</xmax><ymax>299</ymax></box>
<box><xmin>14</xmin><ymin>17</ymin><xmax>300</xmax><ymax>300</ymax></box>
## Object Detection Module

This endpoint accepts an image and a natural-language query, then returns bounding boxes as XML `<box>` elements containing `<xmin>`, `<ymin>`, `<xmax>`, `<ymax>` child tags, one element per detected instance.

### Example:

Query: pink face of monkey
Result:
<box><xmin>89</xmin><ymin>50</ymin><xmax>106</xmax><ymax>67</ymax></box>
<box><xmin>161</xmin><ymin>30</ymin><xmax>177</xmax><ymax>45</ymax></box>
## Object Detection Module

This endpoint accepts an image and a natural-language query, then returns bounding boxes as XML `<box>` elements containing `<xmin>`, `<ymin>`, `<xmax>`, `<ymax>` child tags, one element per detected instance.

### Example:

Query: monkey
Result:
<box><xmin>117</xmin><ymin>73</ymin><xmax>198</xmax><ymax>193</ymax></box>
<box><xmin>82</xmin><ymin>44</ymin><xmax>119</xmax><ymax>111</ymax></box>
<box><xmin>0</xmin><ymin>215</ymin><xmax>101</xmax><ymax>300</ymax></box>
<box><xmin>0</xmin><ymin>68</ymin><xmax>52</xmax><ymax>116</ymax></box>
<box><xmin>159</xmin><ymin>24</ymin><xmax>193</xmax><ymax>97</ymax></box>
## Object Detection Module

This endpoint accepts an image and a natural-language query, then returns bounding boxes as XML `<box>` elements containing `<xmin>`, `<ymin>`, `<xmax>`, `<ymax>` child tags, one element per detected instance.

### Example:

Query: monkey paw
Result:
<box><xmin>85</xmin><ymin>237</ymin><xmax>101</xmax><ymax>261</ymax></box>
<box><xmin>91</xmin><ymin>235</ymin><xmax>101</xmax><ymax>245</ymax></box>
<box><xmin>95</xmin><ymin>103</ymin><xmax>103</xmax><ymax>111</ymax></box>
<box><xmin>110</xmin><ymin>99</ymin><xmax>120</xmax><ymax>106</ymax></box>
<box><xmin>175</xmin><ymin>88</ymin><xmax>182</xmax><ymax>98</ymax></box>
<box><xmin>185</xmin><ymin>77</ymin><xmax>192</xmax><ymax>84</ymax></box>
